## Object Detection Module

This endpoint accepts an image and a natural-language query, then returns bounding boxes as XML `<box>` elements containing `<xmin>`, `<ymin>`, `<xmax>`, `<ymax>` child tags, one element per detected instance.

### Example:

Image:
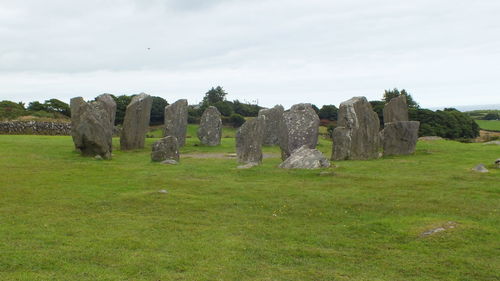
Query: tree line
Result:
<box><xmin>0</xmin><ymin>87</ymin><xmax>479</xmax><ymax>140</ymax></box>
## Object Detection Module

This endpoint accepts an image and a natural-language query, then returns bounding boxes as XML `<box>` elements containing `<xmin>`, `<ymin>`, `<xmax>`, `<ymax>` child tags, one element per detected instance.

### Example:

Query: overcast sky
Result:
<box><xmin>1</xmin><ymin>0</ymin><xmax>499</xmax><ymax>109</ymax></box>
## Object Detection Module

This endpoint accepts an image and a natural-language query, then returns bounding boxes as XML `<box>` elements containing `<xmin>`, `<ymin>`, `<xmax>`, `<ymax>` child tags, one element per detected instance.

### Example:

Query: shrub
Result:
<box><xmin>229</xmin><ymin>113</ymin><xmax>246</xmax><ymax>128</ymax></box>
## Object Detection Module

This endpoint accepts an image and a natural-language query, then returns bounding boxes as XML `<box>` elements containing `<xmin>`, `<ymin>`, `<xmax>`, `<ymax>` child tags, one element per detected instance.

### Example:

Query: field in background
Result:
<box><xmin>475</xmin><ymin>120</ymin><xmax>500</xmax><ymax>132</ymax></box>
<box><xmin>0</xmin><ymin>132</ymin><xmax>499</xmax><ymax>280</ymax></box>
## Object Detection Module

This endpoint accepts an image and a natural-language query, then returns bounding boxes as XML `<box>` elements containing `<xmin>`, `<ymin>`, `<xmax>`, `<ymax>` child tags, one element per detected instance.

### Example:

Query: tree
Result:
<box><xmin>27</xmin><ymin>101</ymin><xmax>45</xmax><ymax>112</ymax></box>
<box><xmin>311</xmin><ymin>104</ymin><xmax>320</xmax><ymax>114</ymax></box>
<box><xmin>213</xmin><ymin>101</ymin><xmax>234</xmax><ymax>117</ymax></box>
<box><xmin>202</xmin><ymin>86</ymin><xmax>227</xmax><ymax>106</ymax></box>
<box><xmin>229</xmin><ymin>113</ymin><xmax>245</xmax><ymax>127</ymax></box>
<box><xmin>150</xmin><ymin>96</ymin><xmax>169</xmax><ymax>125</ymax></box>
<box><xmin>0</xmin><ymin>100</ymin><xmax>26</xmax><ymax>120</ymax></box>
<box><xmin>43</xmin><ymin>99</ymin><xmax>70</xmax><ymax>117</ymax></box>
<box><xmin>111</xmin><ymin>94</ymin><xmax>134</xmax><ymax>125</ymax></box>
<box><xmin>483</xmin><ymin>112</ymin><xmax>499</xmax><ymax>120</ymax></box>
<box><xmin>383</xmin><ymin>88</ymin><xmax>419</xmax><ymax>109</ymax></box>
<box><xmin>318</xmin><ymin>105</ymin><xmax>338</xmax><ymax>120</ymax></box>
<box><xmin>369</xmin><ymin>100</ymin><xmax>385</xmax><ymax>127</ymax></box>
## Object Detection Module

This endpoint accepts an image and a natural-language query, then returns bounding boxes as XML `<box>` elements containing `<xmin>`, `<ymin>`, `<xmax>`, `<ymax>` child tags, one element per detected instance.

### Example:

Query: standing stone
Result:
<box><xmin>332</xmin><ymin>97</ymin><xmax>380</xmax><ymax>161</ymax></box>
<box><xmin>151</xmin><ymin>136</ymin><xmax>179</xmax><ymax>163</ymax></box>
<box><xmin>70</xmin><ymin>94</ymin><xmax>116</xmax><ymax>159</ymax></box>
<box><xmin>197</xmin><ymin>106</ymin><xmax>222</xmax><ymax>146</ymax></box>
<box><xmin>258</xmin><ymin>105</ymin><xmax>284</xmax><ymax>146</ymax></box>
<box><xmin>380</xmin><ymin>121</ymin><xmax>420</xmax><ymax>156</ymax></box>
<box><xmin>236</xmin><ymin>116</ymin><xmax>265</xmax><ymax>165</ymax></box>
<box><xmin>164</xmin><ymin>99</ymin><xmax>188</xmax><ymax>147</ymax></box>
<box><xmin>279</xmin><ymin>103</ymin><xmax>320</xmax><ymax>160</ymax></box>
<box><xmin>383</xmin><ymin>95</ymin><xmax>408</xmax><ymax>123</ymax></box>
<box><xmin>120</xmin><ymin>93</ymin><xmax>153</xmax><ymax>150</ymax></box>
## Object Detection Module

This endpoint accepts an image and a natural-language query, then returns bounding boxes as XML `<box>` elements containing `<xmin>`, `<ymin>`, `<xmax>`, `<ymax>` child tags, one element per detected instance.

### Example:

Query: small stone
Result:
<box><xmin>494</xmin><ymin>159</ymin><xmax>500</xmax><ymax>169</ymax></box>
<box><xmin>94</xmin><ymin>155</ymin><xmax>103</xmax><ymax>160</ymax></box>
<box><xmin>158</xmin><ymin>189</ymin><xmax>168</xmax><ymax>194</ymax></box>
<box><xmin>151</xmin><ymin>136</ymin><xmax>180</xmax><ymax>162</ymax></box>
<box><xmin>484</xmin><ymin>141</ymin><xmax>500</xmax><ymax>145</ymax></box>
<box><xmin>279</xmin><ymin>145</ymin><xmax>330</xmax><ymax>169</ymax></box>
<box><xmin>319</xmin><ymin>171</ymin><xmax>335</xmax><ymax>176</ymax></box>
<box><xmin>472</xmin><ymin>164</ymin><xmax>489</xmax><ymax>173</ymax></box>
<box><xmin>421</xmin><ymin>221</ymin><xmax>457</xmax><ymax>237</ymax></box>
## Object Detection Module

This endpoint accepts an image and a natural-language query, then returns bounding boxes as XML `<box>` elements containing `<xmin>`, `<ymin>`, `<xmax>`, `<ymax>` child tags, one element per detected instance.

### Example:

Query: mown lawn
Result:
<box><xmin>0</xmin><ymin>127</ymin><xmax>499</xmax><ymax>281</ymax></box>
<box><xmin>475</xmin><ymin>120</ymin><xmax>500</xmax><ymax>131</ymax></box>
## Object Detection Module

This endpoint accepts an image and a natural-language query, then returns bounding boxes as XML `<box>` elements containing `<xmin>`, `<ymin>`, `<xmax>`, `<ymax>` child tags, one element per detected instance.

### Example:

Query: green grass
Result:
<box><xmin>475</xmin><ymin>120</ymin><xmax>500</xmax><ymax>131</ymax></box>
<box><xmin>0</xmin><ymin>130</ymin><xmax>499</xmax><ymax>280</ymax></box>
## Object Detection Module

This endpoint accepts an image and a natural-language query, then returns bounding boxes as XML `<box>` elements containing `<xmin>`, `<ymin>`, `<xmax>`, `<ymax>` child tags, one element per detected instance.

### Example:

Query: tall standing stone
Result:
<box><xmin>279</xmin><ymin>103</ymin><xmax>320</xmax><ymax>160</ymax></box>
<box><xmin>383</xmin><ymin>95</ymin><xmax>408</xmax><ymax>123</ymax></box>
<box><xmin>332</xmin><ymin>97</ymin><xmax>380</xmax><ymax>161</ymax></box>
<box><xmin>197</xmin><ymin>106</ymin><xmax>222</xmax><ymax>146</ymax></box>
<box><xmin>120</xmin><ymin>93</ymin><xmax>153</xmax><ymax>150</ymax></box>
<box><xmin>164</xmin><ymin>99</ymin><xmax>188</xmax><ymax>147</ymax></box>
<box><xmin>236</xmin><ymin>116</ymin><xmax>265</xmax><ymax>165</ymax></box>
<box><xmin>380</xmin><ymin>121</ymin><xmax>420</xmax><ymax>156</ymax></box>
<box><xmin>70</xmin><ymin>94</ymin><xmax>116</xmax><ymax>159</ymax></box>
<box><xmin>258</xmin><ymin>105</ymin><xmax>284</xmax><ymax>146</ymax></box>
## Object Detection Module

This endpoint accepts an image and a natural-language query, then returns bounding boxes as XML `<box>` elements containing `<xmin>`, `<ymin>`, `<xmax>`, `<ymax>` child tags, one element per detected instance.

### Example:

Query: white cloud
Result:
<box><xmin>0</xmin><ymin>0</ymin><xmax>499</xmax><ymax>108</ymax></box>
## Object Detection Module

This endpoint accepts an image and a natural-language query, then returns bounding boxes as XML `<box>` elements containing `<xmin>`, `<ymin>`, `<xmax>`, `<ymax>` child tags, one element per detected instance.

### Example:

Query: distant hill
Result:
<box><xmin>430</xmin><ymin>104</ymin><xmax>500</xmax><ymax>112</ymax></box>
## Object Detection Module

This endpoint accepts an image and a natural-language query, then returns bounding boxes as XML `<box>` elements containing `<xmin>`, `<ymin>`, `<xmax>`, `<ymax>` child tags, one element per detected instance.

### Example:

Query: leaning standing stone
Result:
<box><xmin>164</xmin><ymin>99</ymin><xmax>188</xmax><ymax>147</ymax></box>
<box><xmin>236</xmin><ymin>116</ymin><xmax>265</xmax><ymax>165</ymax></box>
<box><xmin>197</xmin><ymin>106</ymin><xmax>222</xmax><ymax>146</ymax></box>
<box><xmin>383</xmin><ymin>95</ymin><xmax>409</xmax><ymax>123</ymax></box>
<box><xmin>120</xmin><ymin>93</ymin><xmax>153</xmax><ymax>150</ymax></box>
<box><xmin>151</xmin><ymin>136</ymin><xmax>179</xmax><ymax>163</ymax></box>
<box><xmin>258</xmin><ymin>105</ymin><xmax>284</xmax><ymax>146</ymax></box>
<box><xmin>380</xmin><ymin>121</ymin><xmax>420</xmax><ymax>156</ymax></box>
<box><xmin>278</xmin><ymin>103</ymin><xmax>320</xmax><ymax>160</ymax></box>
<box><xmin>332</xmin><ymin>96</ymin><xmax>380</xmax><ymax>160</ymax></box>
<box><xmin>70</xmin><ymin>94</ymin><xmax>116</xmax><ymax>159</ymax></box>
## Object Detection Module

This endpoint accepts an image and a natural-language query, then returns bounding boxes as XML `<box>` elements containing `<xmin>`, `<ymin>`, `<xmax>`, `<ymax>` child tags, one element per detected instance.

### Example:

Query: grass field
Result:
<box><xmin>475</xmin><ymin>120</ymin><xmax>500</xmax><ymax>131</ymax></box>
<box><xmin>0</xmin><ymin>126</ymin><xmax>499</xmax><ymax>281</ymax></box>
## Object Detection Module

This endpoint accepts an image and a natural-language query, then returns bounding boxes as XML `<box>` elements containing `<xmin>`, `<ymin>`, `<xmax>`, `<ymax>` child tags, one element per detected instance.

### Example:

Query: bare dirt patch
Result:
<box><xmin>182</xmin><ymin>153</ymin><xmax>280</xmax><ymax>159</ymax></box>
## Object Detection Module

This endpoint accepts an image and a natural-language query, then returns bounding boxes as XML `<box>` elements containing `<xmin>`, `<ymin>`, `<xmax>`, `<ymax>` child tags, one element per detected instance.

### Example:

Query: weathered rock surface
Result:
<box><xmin>197</xmin><ymin>106</ymin><xmax>222</xmax><ymax>146</ymax></box>
<box><xmin>383</xmin><ymin>95</ymin><xmax>409</xmax><ymax>123</ymax></box>
<box><xmin>70</xmin><ymin>94</ymin><xmax>116</xmax><ymax>159</ymax></box>
<box><xmin>164</xmin><ymin>99</ymin><xmax>188</xmax><ymax>147</ymax></box>
<box><xmin>236</xmin><ymin>116</ymin><xmax>265</xmax><ymax>165</ymax></box>
<box><xmin>258</xmin><ymin>105</ymin><xmax>284</xmax><ymax>146</ymax></box>
<box><xmin>381</xmin><ymin>121</ymin><xmax>420</xmax><ymax>156</ymax></box>
<box><xmin>472</xmin><ymin>164</ymin><xmax>489</xmax><ymax>173</ymax></box>
<box><xmin>279</xmin><ymin>145</ymin><xmax>330</xmax><ymax>169</ymax></box>
<box><xmin>120</xmin><ymin>93</ymin><xmax>153</xmax><ymax>150</ymax></box>
<box><xmin>279</xmin><ymin>103</ymin><xmax>320</xmax><ymax>160</ymax></box>
<box><xmin>332</xmin><ymin>97</ymin><xmax>380</xmax><ymax>160</ymax></box>
<box><xmin>495</xmin><ymin>159</ymin><xmax>500</xmax><ymax>169</ymax></box>
<box><xmin>151</xmin><ymin>136</ymin><xmax>179</xmax><ymax>162</ymax></box>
